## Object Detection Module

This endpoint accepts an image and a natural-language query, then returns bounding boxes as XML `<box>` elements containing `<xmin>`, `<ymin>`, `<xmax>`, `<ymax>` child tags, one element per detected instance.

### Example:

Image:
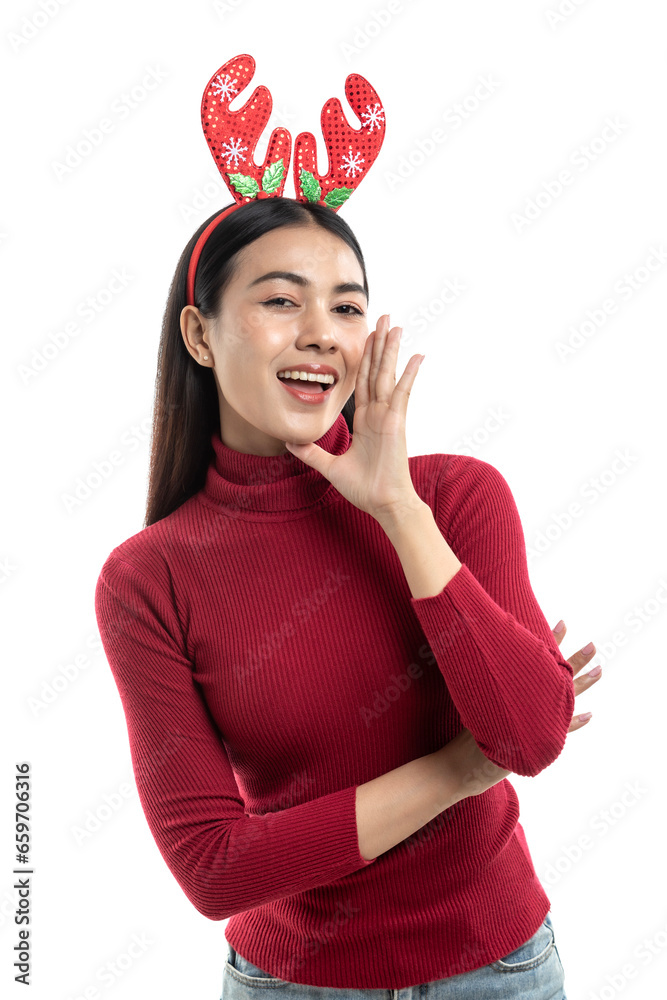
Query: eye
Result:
<box><xmin>263</xmin><ymin>297</ymin><xmax>295</xmax><ymax>308</ymax></box>
<box><xmin>335</xmin><ymin>304</ymin><xmax>364</xmax><ymax>316</ymax></box>
<box><xmin>261</xmin><ymin>298</ymin><xmax>364</xmax><ymax>315</ymax></box>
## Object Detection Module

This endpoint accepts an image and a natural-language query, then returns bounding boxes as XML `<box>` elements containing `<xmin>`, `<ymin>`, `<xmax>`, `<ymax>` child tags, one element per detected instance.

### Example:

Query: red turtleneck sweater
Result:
<box><xmin>94</xmin><ymin>412</ymin><xmax>575</xmax><ymax>989</ymax></box>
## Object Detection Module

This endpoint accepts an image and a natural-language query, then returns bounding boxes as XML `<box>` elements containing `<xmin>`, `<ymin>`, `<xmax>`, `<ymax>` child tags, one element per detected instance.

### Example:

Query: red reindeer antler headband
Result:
<box><xmin>185</xmin><ymin>53</ymin><xmax>386</xmax><ymax>307</ymax></box>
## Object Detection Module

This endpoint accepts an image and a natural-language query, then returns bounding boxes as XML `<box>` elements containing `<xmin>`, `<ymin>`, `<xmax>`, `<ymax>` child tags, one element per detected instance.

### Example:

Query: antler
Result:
<box><xmin>293</xmin><ymin>73</ymin><xmax>386</xmax><ymax>211</ymax></box>
<box><xmin>200</xmin><ymin>53</ymin><xmax>292</xmax><ymax>203</ymax></box>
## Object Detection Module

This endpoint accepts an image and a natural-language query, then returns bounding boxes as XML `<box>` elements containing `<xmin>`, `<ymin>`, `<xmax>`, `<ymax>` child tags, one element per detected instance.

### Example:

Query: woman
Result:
<box><xmin>95</xmin><ymin>196</ymin><xmax>600</xmax><ymax>997</ymax></box>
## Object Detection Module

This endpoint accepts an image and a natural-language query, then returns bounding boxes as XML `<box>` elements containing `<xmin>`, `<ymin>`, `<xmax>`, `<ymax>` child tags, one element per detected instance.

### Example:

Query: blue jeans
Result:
<box><xmin>221</xmin><ymin>911</ymin><xmax>567</xmax><ymax>998</ymax></box>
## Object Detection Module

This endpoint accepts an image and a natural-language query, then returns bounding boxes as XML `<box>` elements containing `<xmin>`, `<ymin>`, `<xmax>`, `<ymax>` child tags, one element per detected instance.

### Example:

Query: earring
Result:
<box><xmin>203</xmin><ymin>355</ymin><xmax>209</xmax><ymax>361</ymax></box>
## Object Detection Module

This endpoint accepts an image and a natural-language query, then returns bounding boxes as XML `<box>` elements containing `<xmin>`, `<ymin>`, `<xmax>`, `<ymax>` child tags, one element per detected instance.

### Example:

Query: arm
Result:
<box><xmin>378</xmin><ymin>457</ymin><xmax>575</xmax><ymax>777</ymax></box>
<box><xmin>357</xmin><ymin>727</ymin><xmax>509</xmax><ymax>860</ymax></box>
<box><xmin>95</xmin><ymin>553</ymin><xmax>478</xmax><ymax>916</ymax></box>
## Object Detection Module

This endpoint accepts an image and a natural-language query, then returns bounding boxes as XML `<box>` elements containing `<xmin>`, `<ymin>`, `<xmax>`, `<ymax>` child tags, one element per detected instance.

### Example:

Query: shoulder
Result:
<box><xmin>410</xmin><ymin>451</ymin><xmax>528</xmax><ymax>572</ymax></box>
<box><xmin>95</xmin><ymin>493</ymin><xmax>203</xmax><ymax>599</ymax></box>
<box><xmin>408</xmin><ymin>450</ymin><xmax>515</xmax><ymax>522</ymax></box>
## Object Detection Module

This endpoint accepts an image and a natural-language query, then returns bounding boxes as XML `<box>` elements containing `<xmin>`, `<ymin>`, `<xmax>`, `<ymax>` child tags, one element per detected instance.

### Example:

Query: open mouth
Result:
<box><xmin>276</xmin><ymin>374</ymin><xmax>337</xmax><ymax>394</ymax></box>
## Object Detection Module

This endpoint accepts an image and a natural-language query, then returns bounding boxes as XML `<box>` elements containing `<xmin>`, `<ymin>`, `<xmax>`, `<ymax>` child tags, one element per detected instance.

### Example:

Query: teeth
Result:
<box><xmin>277</xmin><ymin>370</ymin><xmax>335</xmax><ymax>385</ymax></box>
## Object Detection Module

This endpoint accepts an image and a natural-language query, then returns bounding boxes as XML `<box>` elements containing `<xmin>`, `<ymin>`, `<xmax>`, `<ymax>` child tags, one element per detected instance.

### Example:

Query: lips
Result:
<box><xmin>276</xmin><ymin>363</ymin><xmax>340</xmax><ymax>382</ymax></box>
<box><xmin>276</xmin><ymin>375</ymin><xmax>336</xmax><ymax>404</ymax></box>
<box><xmin>277</xmin><ymin>375</ymin><xmax>326</xmax><ymax>393</ymax></box>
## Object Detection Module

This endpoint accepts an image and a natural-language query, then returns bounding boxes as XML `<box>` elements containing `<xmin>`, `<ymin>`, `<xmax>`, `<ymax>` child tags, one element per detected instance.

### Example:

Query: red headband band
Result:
<box><xmin>185</xmin><ymin>53</ymin><xmax>386</xmax><ymax>308</ymax></box>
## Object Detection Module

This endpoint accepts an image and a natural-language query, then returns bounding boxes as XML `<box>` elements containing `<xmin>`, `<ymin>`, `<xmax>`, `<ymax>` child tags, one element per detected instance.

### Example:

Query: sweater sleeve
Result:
<box><xmin>408</xmin><ymin>457</ymin><xmax>575</xmax><ymax>777</ymax></box>
<box><xmin>94</xmin><ymin>553</ymin><xmax>376</xmax><ymax>922</ymax></box>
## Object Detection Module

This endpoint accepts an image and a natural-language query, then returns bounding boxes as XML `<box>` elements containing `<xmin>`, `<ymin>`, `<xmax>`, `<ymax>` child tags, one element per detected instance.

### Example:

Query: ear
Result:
<box><xmin>180</xmin><ymin>305</ymin><xmax>212</xmax><ymax>360</ymax></box>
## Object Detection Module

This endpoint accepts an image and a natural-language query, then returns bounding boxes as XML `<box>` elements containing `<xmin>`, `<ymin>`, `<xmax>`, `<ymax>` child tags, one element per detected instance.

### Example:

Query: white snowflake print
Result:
<box><xmin>221</xmin><ymin>137</ymin><xmax>248</xmax><ymax>169</ymax></box>
<box><xmin>211</xmin><ymin>73</ymin><xmax>237</xmax><ymax>102</ymax></box>
<box><xmin>340</xmin><ymin>147</ymin><xmax>365</xmax><ymax>178</ymax></box>
<box><xmin>360</xmin><ymin>103</ymin><xmax>385</xmax><ymax>133</ymax></box>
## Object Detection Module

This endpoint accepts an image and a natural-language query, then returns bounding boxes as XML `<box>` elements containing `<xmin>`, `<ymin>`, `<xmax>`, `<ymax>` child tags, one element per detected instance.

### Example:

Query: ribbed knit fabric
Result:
<box><xmin>94</xmin><ymin>411</ymin><xmax>575</xmax><ymax>990</ymax></box>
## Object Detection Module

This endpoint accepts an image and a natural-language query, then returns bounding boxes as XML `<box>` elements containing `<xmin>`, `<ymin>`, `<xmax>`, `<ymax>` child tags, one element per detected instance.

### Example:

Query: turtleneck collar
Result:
<box><xmin>200</xmin><ymin>411</ymin><xmax>351</xmax><ymax>519</ymax></box>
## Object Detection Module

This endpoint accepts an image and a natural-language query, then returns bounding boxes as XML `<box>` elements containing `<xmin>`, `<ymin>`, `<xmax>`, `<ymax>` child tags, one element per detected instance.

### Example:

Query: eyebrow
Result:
<box><xmin>247</xmin><ymin>270</ymin><xmax>368</xmax><ymax>301</ymax></box>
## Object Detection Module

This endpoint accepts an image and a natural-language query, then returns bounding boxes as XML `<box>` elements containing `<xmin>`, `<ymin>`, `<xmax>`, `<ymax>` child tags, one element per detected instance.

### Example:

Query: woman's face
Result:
<box><xmin>181</xmin><ymin>222</ymin><xmax>370</xmax><ymax>456</ymax></box>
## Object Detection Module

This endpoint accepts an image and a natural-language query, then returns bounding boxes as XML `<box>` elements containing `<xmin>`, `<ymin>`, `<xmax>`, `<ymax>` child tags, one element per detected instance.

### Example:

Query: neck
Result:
<box><xmin>200</xmin><ymin>411</ymin><xmax>351</xmax><ymax>519</ymax></box>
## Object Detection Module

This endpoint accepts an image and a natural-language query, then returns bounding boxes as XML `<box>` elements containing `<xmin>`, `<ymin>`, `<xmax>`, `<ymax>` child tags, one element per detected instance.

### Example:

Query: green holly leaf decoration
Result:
<box><xmin>324</xmin><ymin>186</ymin><xmax>354</xmax><ymax>208</ymax></box>
<box><xmin>300</xmin><ymin>168</ymin><xmax>321</xmax><ymax>203</ymax></box>
<box><xmin>262</xmin><ymin>159</ymin><xmax>284</xmax><ymax>193</ymax></box>
<box><xmin>227</xmin><ymin>172</ymin><xmax>260</xmax><ymax>197</ymax></box>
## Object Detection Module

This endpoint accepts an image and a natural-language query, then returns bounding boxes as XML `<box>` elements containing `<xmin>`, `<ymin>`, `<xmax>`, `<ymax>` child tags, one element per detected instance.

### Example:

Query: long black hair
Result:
<box><xmin>144</xmin><ymin>197</ymin><xmax>369</xmax><ymax>527</ymax></box>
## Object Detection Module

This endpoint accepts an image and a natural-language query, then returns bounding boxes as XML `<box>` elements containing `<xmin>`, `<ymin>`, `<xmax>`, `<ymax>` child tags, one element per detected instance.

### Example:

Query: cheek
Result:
<box><xmin>244</xmin><ymin>305</ymin><xmax>267</xmax><ymax>332</ymax></box>
<box><xmin>220</xmin><ymin>321</ymin><xmax>269</xmax><ymax>373</ymax></box>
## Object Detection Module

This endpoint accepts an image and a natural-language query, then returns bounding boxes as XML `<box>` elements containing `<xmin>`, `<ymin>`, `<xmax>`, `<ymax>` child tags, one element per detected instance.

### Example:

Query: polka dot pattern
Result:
<box><xmin>201</xmin><ymin>54</ymin><xmax>291</xmax><ymax>205</ymax></box>
<box><xmin>293</xmin><ymin>75</ymin><xmax>386</xmax><ymax>211</ymax></box>
<box><xmin>197</xmin><ymin>53</ymin><xmax>386</xmax><ymax>213</ymax></box>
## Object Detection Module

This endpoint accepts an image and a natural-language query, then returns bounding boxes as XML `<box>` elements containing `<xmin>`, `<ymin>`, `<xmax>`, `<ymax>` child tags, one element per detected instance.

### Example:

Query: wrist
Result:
<box><xmin>374</xmin><ymin>496</ymin><xmax>430</xmax><ymax>537</ymax></box>
<box><xmin>377</xmin><ymin>498</ymin><xmax>462</xmax><ymax>600</ymax></box>
<box><xmin>429</xmin><ymin>743</ymin><xmax>469</xmax><ymax>809</ymax></box>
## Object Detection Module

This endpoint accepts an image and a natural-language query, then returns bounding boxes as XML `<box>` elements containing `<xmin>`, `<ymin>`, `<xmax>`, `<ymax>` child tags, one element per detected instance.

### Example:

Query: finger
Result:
<box><xmin>355</xmin><ymin>329</ymin><xmax>375</xmax><ymax>409</ymax></box>
<box><xmin>283</xmin><ymin>440</ymin><xmax>333</xmax><ymax>479</ymax></box>
<box><xmin>567</xmin><ymin>642</ymin><xmax>597</xmax><ymax>678</ymax></box>
<box><xmin>552</xmin><ymin>620</ymin><xmax>567</xmax><ymax>646</ymax></box>
<box><xmin>369</xmin><ymin>314</ymin><xmax>390</xmax><ymax>402</ymax></box>
<box><xmin>573</xmin><ymin>663</ymin><xmax>602</xmax><ymax>696</ymax></box>
<box><xmin>573</xmin><ymin>666</ymin><xmax>602</xmax><ymax>696</ymax></box>
<box><xmin>552</xmin><ymin>621</ymin><xmax>597</xmax><ymax>677</ymax></box>
<box><xmin>375</xmin><ymin>325</ymin><xmax>400</xmax><ymax>403</ymax></box>
<box><xmin>568</xmin><ymin>712</ymin><xmax>593</xmax><ymax>733</ymax></box>
<box><xmin>391</xmin><ymin>347</ymin><xmax>424</xmax><ymax>419</ymax></box>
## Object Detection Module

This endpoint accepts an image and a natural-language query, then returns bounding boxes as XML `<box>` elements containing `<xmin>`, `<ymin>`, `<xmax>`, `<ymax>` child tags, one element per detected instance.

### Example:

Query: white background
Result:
<box><xmin>3</xmin><ymin>1</ymin><xmax>666</xmax><ymax>998</ymax></box>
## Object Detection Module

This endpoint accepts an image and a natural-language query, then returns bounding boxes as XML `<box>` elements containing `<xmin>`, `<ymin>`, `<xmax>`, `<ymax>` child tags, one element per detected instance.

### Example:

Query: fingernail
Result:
<box><xmin>419</xmin><ymin>354</ymin><xmax>425</xmax><ymax>364</ymax></box>
<box><xmin>581</xmin><ymin>642</ymin><xmax>594</xmax><ymax>654</ymax></box>
<box><xmin>554</xmin><ymin>620</ymin><xmax>565</xmax><ymax>633</ymax></box>
<box><xmin>579</xmin><ymin>712</ymin><xmax>592</xmax><ymax>721</ymax></box>
<box><xmin>587</xmin><ymin>665</ymin><xmax>601</xmax><ymax>677</ymax></box>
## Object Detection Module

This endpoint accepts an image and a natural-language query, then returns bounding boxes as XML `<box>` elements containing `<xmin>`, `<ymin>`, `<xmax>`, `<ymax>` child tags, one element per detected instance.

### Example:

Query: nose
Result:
<box><xmin>295</xmin><ymin>303</ymin><xmax>340</xmax><ymax>351</ymax></box>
